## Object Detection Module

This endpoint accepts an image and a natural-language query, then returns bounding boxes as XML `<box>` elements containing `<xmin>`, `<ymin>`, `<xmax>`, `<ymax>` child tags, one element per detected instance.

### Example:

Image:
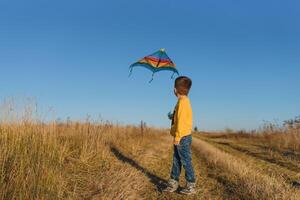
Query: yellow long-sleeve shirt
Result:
<box><xmin>170</xmin><ymin>96</ymin><xmax>193</xmax><ymax>142</ymax></box>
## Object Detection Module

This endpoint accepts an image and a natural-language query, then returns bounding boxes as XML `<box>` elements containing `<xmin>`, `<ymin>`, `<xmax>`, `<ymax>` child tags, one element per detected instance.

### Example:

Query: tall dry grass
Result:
<box><xmin>0</xmin><ymin>121</ymin><xmax>164</xmax><ymax>200</ymax></box>
<box><xmin>193</xmin><ymin>138</ymin><xmax>300</xmax><ymax>200</ymax></box>
<box><xmin>0</xmin><ymin>98</ymin><xmax>169</xmax><ymax>199</ymax></box>
<box><xmin>249</xmin><ymin>129</ymin><xmax>300</xmax><ymax>152</ymax></box>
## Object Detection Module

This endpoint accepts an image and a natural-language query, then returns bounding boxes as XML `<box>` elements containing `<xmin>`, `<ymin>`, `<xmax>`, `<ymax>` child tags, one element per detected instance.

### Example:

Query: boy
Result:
<box><xmin>163</xmin><ymin>76</ymin><xmax>196</xmax><ymax>195</ymax></box>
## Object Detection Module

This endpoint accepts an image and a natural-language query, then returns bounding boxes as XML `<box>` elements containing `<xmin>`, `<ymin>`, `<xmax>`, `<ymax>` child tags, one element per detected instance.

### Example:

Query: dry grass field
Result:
<box><xmin>1</xmin><ymin>121</ymin><xmax>300</xmax><ymax>200</ymax></box>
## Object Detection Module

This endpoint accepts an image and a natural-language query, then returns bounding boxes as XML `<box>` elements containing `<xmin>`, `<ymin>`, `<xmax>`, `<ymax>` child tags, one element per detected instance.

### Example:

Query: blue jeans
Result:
<box><xmin>170</xmin><ymin>135</ymin><xmax>195</xmax><ymax>183</ymax></box>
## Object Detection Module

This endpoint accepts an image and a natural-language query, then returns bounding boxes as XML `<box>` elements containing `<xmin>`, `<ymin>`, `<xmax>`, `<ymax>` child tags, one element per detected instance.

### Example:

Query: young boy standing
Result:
<box><xmin>163</xmin><ymin>76</ymin><xmax>196</xmax><ymax>195</ymax></box>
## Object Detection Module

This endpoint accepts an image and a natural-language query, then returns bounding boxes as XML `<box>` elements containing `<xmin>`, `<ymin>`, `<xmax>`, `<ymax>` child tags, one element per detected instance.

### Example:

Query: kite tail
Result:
<box><xmin>128</xmin><ymin>66</ymin><xmax>133</xmax><ymax>77</ymax></box>
<box><xmin>149</xmin><ymin>72</ymin><xmax>155</xmax><ymax>83</ymax></box>
<box><xmin>171</xmin><ymin>72</ymin><xmax>176</xmax><ymax>79</ymax></box>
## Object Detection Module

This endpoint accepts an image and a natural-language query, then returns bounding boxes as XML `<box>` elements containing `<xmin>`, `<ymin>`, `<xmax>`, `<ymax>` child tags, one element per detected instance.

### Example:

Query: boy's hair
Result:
<box><xmin>175</xmin><ymin>76</ymin><xmax>192</xmax><ymax>95</ymax></box>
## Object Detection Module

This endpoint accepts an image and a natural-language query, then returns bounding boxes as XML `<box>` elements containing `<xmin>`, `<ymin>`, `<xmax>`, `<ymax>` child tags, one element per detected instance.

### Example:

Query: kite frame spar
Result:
<box><xmin>129</xmin><ymin>49</ymin><xmax>179</xmax><ymax>82</ymax></box>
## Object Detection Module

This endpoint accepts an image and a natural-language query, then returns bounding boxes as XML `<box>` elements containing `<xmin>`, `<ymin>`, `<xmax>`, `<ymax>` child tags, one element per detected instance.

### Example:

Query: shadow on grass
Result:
<box><xmin>110</xmin><ymin>146</ymin><xmax>167</xmax><ymax>192</ymax></box>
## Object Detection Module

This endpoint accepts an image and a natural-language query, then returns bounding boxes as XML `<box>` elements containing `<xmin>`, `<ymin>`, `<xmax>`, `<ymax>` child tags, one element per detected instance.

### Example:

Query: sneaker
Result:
<box><xmin>180</xmin><ymin>182</ymin><xmax>196</xmax><ymax>195</ymax></box>
<box><xmin>162</xmin><ymin>179</ymin><xmax>179</xmax><ymax>193</ymax></box>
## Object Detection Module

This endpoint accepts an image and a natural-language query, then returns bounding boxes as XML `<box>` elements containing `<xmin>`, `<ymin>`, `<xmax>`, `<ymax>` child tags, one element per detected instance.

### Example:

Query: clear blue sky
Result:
<box><xmin>1</xmin><ymin>0</ymin><xmax>300</xmax><ymax>130</ymax></box>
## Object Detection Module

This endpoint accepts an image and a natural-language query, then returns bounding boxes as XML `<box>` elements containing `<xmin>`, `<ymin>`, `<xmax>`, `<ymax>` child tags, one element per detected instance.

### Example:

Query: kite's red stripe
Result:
<box><xmin>139</xmin><ymin>57</ymin><xmax>175</xmax><ymax>67</ymax></box>
<box><xmin>138</xmin><ymin>59</ymin><xmax>176</xmax><ymax>68</ymax></box>
<box><xmin>139</xmin><ymin>59</ymin><xmax>175</xmax><ymax>67</ymax></box>
<box><xmin>144</xmin><ymin>56</ymin><xmax>175</xmax><ymax>64</ymax></box>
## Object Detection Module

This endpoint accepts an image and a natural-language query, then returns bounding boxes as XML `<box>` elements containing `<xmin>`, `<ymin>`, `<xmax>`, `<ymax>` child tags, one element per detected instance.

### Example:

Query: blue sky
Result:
<box><xmin>0</xmin><ymin>0</ymin><xmax>300</xmax><ymax>130</ymax></box>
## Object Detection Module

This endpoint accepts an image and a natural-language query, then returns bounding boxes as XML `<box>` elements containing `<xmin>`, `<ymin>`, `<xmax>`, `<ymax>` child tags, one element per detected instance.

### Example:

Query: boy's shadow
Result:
<box><xmin>110</xmin><ymin>146</ymin><xmax>168</xmax><ymax>192</ymax></box>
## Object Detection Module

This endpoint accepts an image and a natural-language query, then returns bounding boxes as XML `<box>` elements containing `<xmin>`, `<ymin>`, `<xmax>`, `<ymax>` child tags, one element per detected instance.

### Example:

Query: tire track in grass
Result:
<box><xmin>192</xmin><ymin>137</ymin><xmax>300</xmax><ymax>200</ymax></box>
<box><xmin>146</xmin><ymin>137</ymin><xmax>212</xmax><ymax>200</ymax></box>
<box><xmin>154</xmin><ymin>147</ymin><xmax>229</xmax><ymax>200</ymax></box>
<box><xmin>155</xmin><ymin>136</ymin><xmax>239</xmax><ymax>200</ymax></box>
<box><xmin>205</xmin><ymin>138</ymin><xmax>300</xmax><ymax>188</ymax></box>
<box><xmin>210</xmin><ymin>138</ymin><xmax>300</xmax><ymax>173</ymax></box>
<box><xmin>192</xmin><ymin>146</ymin><xmax>240</xmax><ymax>200</ymax></box>
<box><xmin>153</xmin><ymin>136</ymin><xmax>239</xmax><ymax>200</ymax></box>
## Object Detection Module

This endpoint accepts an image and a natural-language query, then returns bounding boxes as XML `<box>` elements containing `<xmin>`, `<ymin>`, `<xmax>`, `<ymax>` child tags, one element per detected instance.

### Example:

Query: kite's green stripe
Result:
<box><xmin>130</xmin><ymin>62</ymin><xmax>179</xmax><ymax>74</ymax></box>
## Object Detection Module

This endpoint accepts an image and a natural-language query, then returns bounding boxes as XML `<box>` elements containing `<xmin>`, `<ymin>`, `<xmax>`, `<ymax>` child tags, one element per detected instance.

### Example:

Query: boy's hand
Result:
<box><xmin>168</xmin><ymin>111</ymin><xmax>174</xmax><ymax>120</ymax></box>
<box><xmin>174</xmin><ymin>140</ymin><xmax>180</xmax><ymax>146</ymax></box>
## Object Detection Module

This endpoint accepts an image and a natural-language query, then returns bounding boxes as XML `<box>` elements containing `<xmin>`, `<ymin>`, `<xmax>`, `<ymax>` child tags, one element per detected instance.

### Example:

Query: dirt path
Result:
<box><xmin>106</xmin><ymin>135</ymin><xmax>232</xmax><ymax>200</ymax></box>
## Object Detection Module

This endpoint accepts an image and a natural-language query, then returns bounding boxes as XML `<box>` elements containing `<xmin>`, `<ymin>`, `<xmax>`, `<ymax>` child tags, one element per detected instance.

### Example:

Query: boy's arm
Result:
<box><xmin>174</xmin><ymin>99</ymin><xmax>188</xmax><ymax>142</ymax></box>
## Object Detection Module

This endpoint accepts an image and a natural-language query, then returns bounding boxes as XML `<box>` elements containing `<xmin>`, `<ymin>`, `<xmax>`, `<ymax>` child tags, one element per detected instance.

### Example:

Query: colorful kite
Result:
<box><xmin>129</xmin><ymin>49</ymin><xmax>179</xmax><ymax>82</ymax></box>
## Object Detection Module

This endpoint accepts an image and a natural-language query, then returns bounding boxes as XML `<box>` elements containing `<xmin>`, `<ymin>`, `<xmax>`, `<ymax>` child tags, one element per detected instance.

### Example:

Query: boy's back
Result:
<box><xmin>170</xmin><ymin>96</ymin><xmax>193</xmax><ymax>142</ymax></box>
